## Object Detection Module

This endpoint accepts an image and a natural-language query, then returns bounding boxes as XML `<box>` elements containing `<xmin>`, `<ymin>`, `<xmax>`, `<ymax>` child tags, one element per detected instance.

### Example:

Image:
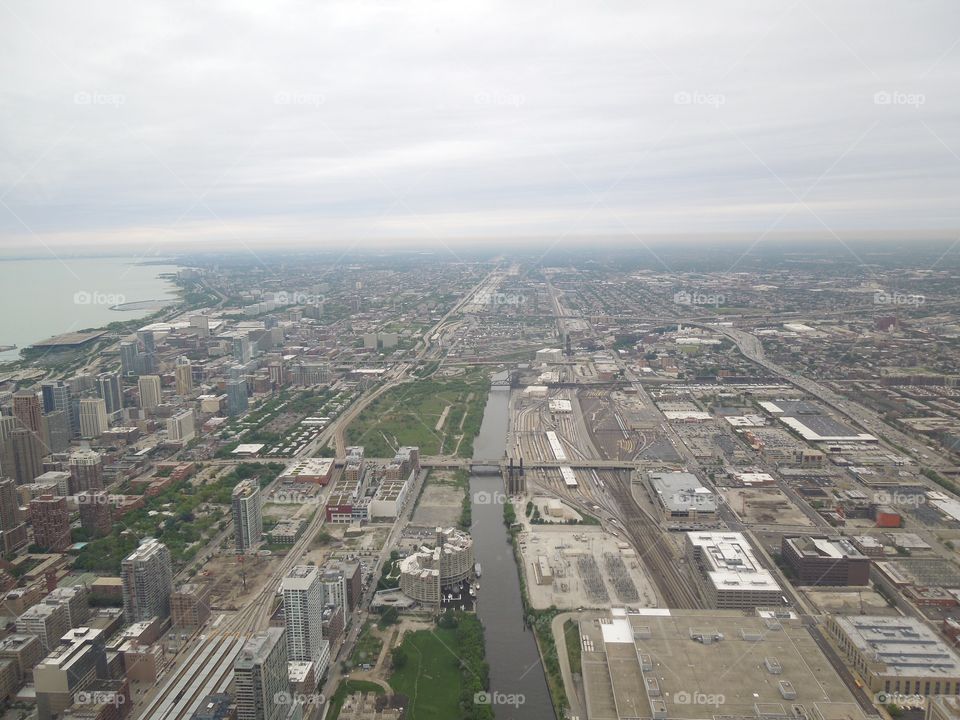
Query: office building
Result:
<box><xmin>96</xmin><ymin>372</ymin><xmax>123</xmax><ymax>416</ymax></box>
<box><xmin>167</xmin><ymin>409</ymin><xmax>196</xmax><ymax>443</ymax></box>
<box><xmin>781</xmin><ymin>536</ymin><xmax>870</xmax><ymax>586</ymax></box>
<box><xmin>232</xmin><ymin>480</ymin><xmax>262</xmax><ymax>552</ymax></box>
<box><xmin>44</xmin><ymin>585</ymin><xmax>90</xmax><ymax>628</ymax></box>
<box><xmin>175</xmin><ymin>357</ymin><xmax>194</xmax><ymax>395</ymax></box>
<box><xmin>170</xmin><ymin>582</ymin><xmax>212</xmax><ymax>630</ymax></box>
<box><xmin>34</xmin><ymin>627</ymin><xmax>108</xmax><ymax>720</ymax></box>
<box><xmin>2</xmin><ymin>427</ymin><xmax>44</xmax><ymax>483</ymax></box>
<box><xmin>121</xmin><ymin>538</ymin><xmax>173</xmax><ymax>623</ymax></box>
<box><xmin>69</xmin><ymin>449</ymin><xmax>104</xmax><ymax>493</ymax></box>
<box><xmin>41</xmin><ymin>381</ymin><xmax>71</xmax><ymax>415</ymax></box>
<box><xmin>12</xmin><ymin>390</ymin><xmax>43</xmax><ymax>436</ymax></box>
<box><xmin>119</xmin><ymin>341</ymin><xmax>139</xmax><ymax>377</ymax></box>
<box><xmin>42</xmin><ymin>410</ymin><xmax>71</xmax><ymax>453</ymax></box>
<box><xmin>685</xmin><ymin>531</ymin><xmax>784</xmax><ymax>609</ymax></box>
<box><xmin>226</xmin><ymin>379</ymin><xmax>248</xmax><ymax>416</ymax></box>
<box><xmin>281</xmin><ymin>566</ymin><xmax>325</xmax><ymax>666</ymax></box>
<box><xmin>828</xmin><ymin>615</ymin><xmax>960</xmax><ymax>695</ymax></box>
<box><xmin>233</xmin><ymin>335</ymin><xmax>252</xmax><ymax>364</ymax></box>
<box><xmin>30</xmin><ymin>494</ymin><xmax>70</xmax><ymax>551</ymax></box>
<box><xmin>78</xmin><ymin>397</ymin><xmax>109</xmax><ymax>439</ymax></box>
<box><xmin>234</xmin><ymin>627</ymin><xmax>288</xmax><ymax>720</ymax></box>
<box><xmin>78</xmin><ymin>491</ymin><xmax>112</xmax><ymax>538</ymax></box>
<box><xmin>138</xmin><ymin>375</ymin><xmax>162</xmax><ymax>411</ymax></box>
<box><xmin>0</xmin><ymin>478</ymin><xmax>27</xmax><ymax>552</ymax></box>
<box><xmin>0</xmin><ymin>633</ymin><xmax>43</xmax><ymax>682</ymax></box>
<box><xmin>16</xmin><ymin>602</ymin><xmax>71</xmax><ymax>652</ymax></box>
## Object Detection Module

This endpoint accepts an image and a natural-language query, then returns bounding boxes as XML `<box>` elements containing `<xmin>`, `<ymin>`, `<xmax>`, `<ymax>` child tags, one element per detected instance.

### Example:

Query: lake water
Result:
<box><xmin>0</xmin><ymin>256</ymin><xmax>180</xmax><ymax>361</ymax></box>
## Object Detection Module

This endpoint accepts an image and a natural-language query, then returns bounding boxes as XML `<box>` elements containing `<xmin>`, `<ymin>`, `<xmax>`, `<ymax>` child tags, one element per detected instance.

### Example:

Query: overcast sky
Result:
<box><xmin>1</xmin><ymin>0</ymin><xmax>959</xmax><ymax>253</ymax></box>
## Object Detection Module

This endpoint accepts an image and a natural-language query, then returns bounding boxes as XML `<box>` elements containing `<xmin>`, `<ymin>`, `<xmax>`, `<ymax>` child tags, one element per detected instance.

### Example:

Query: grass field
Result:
<box><xmin>346</xmin><ymin>373</ymin><xmax>489</xmax><ymax>457</ymax></box>
<box><xmin>350</xmin><ymin>622</ymin><xmax>383</xmax><ymax>668</ymax></box>
<box><xmin>388</xmin><ymin>628</ymin><xmax>462</xmax><ymax>720</ymax></box>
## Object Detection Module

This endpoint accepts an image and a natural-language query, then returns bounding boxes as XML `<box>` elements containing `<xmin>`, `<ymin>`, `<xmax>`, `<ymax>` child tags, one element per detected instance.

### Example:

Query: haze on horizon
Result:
<box><xmin>2</xmin><ymin>0</ymin><xmax>959</xmax><ymax>253</ymax></box>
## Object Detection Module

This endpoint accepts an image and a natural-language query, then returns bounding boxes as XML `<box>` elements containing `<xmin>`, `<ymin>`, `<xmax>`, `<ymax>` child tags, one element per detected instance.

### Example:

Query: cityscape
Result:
<box><xmin>2</xmin><ymin>2</ymin><xmax>960</xmax><ymax>720</ymax></box>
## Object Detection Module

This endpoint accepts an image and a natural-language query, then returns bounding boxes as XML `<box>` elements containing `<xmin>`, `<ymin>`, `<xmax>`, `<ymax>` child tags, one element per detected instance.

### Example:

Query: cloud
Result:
<box><xmin>1</xmin><ymin>0</ymin><xmax>958</xmax><ymax>251</ymax></box>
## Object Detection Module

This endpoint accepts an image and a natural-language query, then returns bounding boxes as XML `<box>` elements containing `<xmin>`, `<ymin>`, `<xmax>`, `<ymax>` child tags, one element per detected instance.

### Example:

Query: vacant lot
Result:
<box><xmin>388</xmin><ymin>628</ymin><xmax>461</xmax><ymax>720</ymax></box>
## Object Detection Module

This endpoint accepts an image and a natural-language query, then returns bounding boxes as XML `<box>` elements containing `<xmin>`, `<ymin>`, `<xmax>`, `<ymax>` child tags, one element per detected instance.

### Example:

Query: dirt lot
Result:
<box><xmin>802</xmin><ymin>586</ymin><xmax>899</xmax><ymax>615</ymax></box>
<box><xmin>719</xmin><ymin>486</ymin><xmax>813</xmax><ymax>526</ymax></box>
<box><xmin>205</xmin><ymin>554</ymin><xmax>281</xmax><ymax>611</ymax></box>
<box><xmin>411</xmin><ymin>470</ymin><xmax>463</xmax><ymax>528</ymax></box>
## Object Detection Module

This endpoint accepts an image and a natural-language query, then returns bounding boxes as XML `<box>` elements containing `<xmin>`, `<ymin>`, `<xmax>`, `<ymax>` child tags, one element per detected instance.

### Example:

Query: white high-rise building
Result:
<box><xmin>166</xmin><ymin>409</ymin><xmax>195</xmax><ymax>443</ymax></box>
<box><xmin>121</xmin><ymin>538</ymin><xmax>173</xmax><ymax>623</ymax></box>
<box><xmin>281</xmin><ymin>565</ymin><xmax>327</xmax><ymax>669</ymax></box>
<box><xmin>232</xmin><ymin>480</ymin><xmax>262</xmax><ymax>552</ymax></box>
<box><xmin>138</xmin><ymin>375</ymin><xmax>162</xmax><ymax>411</ymax></box>
<box><xmin>78</xmin><ymin>397</ymin><xmax>108</xmax><ymax>438</ymax></box>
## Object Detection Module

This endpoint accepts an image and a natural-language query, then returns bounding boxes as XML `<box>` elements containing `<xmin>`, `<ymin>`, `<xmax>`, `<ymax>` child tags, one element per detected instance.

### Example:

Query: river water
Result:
<box><xmin>470</xmin><ymin>375</ymin><xmax>555</xmax><ymax>720</ymax></box>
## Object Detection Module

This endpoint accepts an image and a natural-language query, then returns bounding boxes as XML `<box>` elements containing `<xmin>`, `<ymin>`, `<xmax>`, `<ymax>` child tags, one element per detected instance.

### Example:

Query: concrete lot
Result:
<box><xmin>720</xmin><ymin>486</ymin><xmax>814</xmax><ymax>527</ymax></box>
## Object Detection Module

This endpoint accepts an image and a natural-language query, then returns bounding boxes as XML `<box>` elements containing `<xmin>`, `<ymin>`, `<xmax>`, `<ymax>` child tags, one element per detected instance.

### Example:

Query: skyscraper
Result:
<box><xmin>40</xmin><ymin>381</ymin><xmax>71</xmax><ymax>416</ymax></box>
<box><xmin>78</xmin><ymin>491</ymin><xmax>111</xmax><ymax>538</ymax></box>
<box><xmin>41</xmin><ymin>411</ymin><xmax>71</xmax><ymax>453</ymax></box>
<box><xmin>138</xmin><ymin>375</ymin><xmax>162</xmax><ymax>411</ymax></box>
<box><xmin>2</xmin><ymin>427</ymin><xmax>44</xmax><ymax>484</ymax></box>
<box><xmin>226</xmin><ymin>379</ymin><xmax>248</xmax><ymax>416</ymax></box>
<box><xmin>166</xmin><ymin>409</ymin><xmax>195</xmax><ymax>443</ymax></box>
<box><xmin>119</xmin><ymin>340</ymin><xmax>139</xmax><ymax>377</ymax></box>
<box><xmin>12</xmin><ymin>391</ymin><xmax>43</xmax><ymax>436</ymax></box>
<box><xmin>69</xmin><ymin>449</ymin><xmax>104</xmax><ymax>493</ymax></box>
<box><xmin>232</xmin><ymin>480</ymin><xmax>262</xmax><ymax>552</ymax></box>
<box><xmin>29</xmin><ymin>495</ymin><xmax>70</xmax><ymax>551</ymax></box>
<box><xmin>174</xmin><ymin>357</ymin><xmax>193</xmax><ymax>395</ymax></box>
<box><xmin>121</xmin><ymin>538</ymin><xmax>173</xmax><ymax>623</ymax></box>
<box><xmin>234</xmin><ymin>627</ymin><xmax>288</xmax><ymax>720</ymax></box>
<box><xmin>233</xmin><ymin>335</ymin><xmax>252</xmax><ymax>364</ymax></box>
<box><xmin>281</xmin><ymin>566</ymin><xmax>326</xmax><ymax>666</ymax></box>
<box><xmin>0</xmin><ymin>478</ymin><xmax>27</xmax><ymax>553</ymax></box>
<box><xmin>96</xmin><ymin>372</ymin><xmax>123</xmax><ymax>416</ymax></box>
<box><xmin>78</xmin><ymin>397</ymin><xmax>108</xmax><ymax>439</ymax></box>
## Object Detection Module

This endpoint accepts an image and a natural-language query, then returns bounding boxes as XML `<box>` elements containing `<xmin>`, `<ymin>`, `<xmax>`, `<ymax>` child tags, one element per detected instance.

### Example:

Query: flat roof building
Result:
<box><xmin>685</xmin><ymin>531</ymin><xmax>783</xmax><ymax>609</ymax></box>
<box><xmin>781</xmin><ymin>536</ymin><xmax>870</xmax><ymax>586</ymax></box>
<box><xmin>648</xmin><ymin>472</ymin><xmax>717</xmax><ymax>518</ymax></box>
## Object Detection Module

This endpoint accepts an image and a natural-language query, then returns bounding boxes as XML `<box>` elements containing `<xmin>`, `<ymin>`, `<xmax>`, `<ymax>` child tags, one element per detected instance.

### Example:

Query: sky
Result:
<box><xmin>1</xmin><ymin>0</ymin><xmax>959</xmax><ymax>254</ymax></box>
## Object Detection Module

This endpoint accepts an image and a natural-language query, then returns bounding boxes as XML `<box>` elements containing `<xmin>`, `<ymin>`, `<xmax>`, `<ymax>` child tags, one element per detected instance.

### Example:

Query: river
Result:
<box><xmin>470</xmin><ymin>374</ymin><xmax>555</xmax><ymax>720</ymax></box>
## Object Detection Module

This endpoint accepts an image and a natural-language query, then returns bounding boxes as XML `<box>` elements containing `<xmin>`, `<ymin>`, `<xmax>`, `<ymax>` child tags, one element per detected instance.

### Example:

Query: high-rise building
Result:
<box><xmin>175</xmin><ymin>357</ymin><xmax>193</xmax><ymax>395</ymax></box>
<box><xmin>29</xmin><ymin>494</ymin><xmax>70</xmax><ymax>551</ymax></box>
<box><xmin>78</xmin><ymin>397</ymin><xmax>108</xmax><ymax>439</ymax></box>
<box><xmin>267</xmin><ymin>361</ymin><xmax>284</xmax><ymax>388</ymax></box>
<box><xmin>138</xmin><ymin>375</ymin><xmax>162</xmax><ymax>411</ymax></box>
<box><xmin>96</xmin><ymin>372</ymin><xmax>123</xmax><ymax>416</ymax></box>
<box><xmin>12</xmin><ymin>391</ymin><xmax>43</xmax><ymax>436</ymax></box>
<box><xmin>2</xmin><ymin>428</ymin><xmax>44</xmax><ymax>484</ymax></box>
<box><xmin>34</xmin><ymin>627</ymin><xmax>109</xmax><ymax>720</ymax></box>
<box><xmin>233</xmin><ymin>335</ymin><xmax>252</xmax><ymax>364</ymax></box>
<box><xmin>0</xmin><ymin>478</ymin><xmax>27</xmax><ymax>553</ymax></box>
<box><xmin>121</xmin><ymin>538</ymin><xmax>173</xmax><ymax>623</ymax></box>
<box><xmin>232</xmin><ymin>480</ymin><xmax>262</xmax><ymax>552</ymax></box>
<box><xmin>44</xmin><ymin>585</ymin><xmax>90</xmax><ymax>628</ymax></box>
<box><xmin>170</xmin><ymin>582</ymin><xmax>212</xmax><ymax>630</ymax></box>
<box><xmin>16</xmin><ymin>602</ymin><xmax>70</xmax><ymax>652</ymax></box>
<box><xmin>234</xmin><ymin>627</ymin><xmax>288</xmax><ymax>720</ymax></box>
<box><xmin>69</xmin><ymin>449</ymin><xmax>103</xmax><ymax>493</ymax></box>
<box><xmin>41</xmin><ymin>411</ymin><xmax>71</xmax><ymax>453</ymax></box>
<box><xmin>226</xmin><ymin>379</ymin><xmax>248</xmax><ymax>416</ymax></box>
<box><xmin>281</xmin><ymin>566</ymin><xmax>326</xmax><ymax>666</ymax></box>
<box><xmin>78</xmin><ymin>490</ymin><xmax>111</xmax><ymax>538</ymax></box>
<box><xmin>119</xmin><ymin>340</ymin><xmax>140</xmax><ymax>377</ymax></box>
<box><xmin>320</xmin><ymin>568</ymin><xmax>348</xmax><ymax>611</ymax></box>
<box><xmin>166</xmin><ymin>409</ymin><xmax>196</xmax><ymax>443</ymax></box>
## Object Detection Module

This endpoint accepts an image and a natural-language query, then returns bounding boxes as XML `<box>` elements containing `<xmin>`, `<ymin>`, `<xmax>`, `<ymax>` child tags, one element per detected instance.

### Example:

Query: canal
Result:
<box><xmin>470</xmin><ymin>374</ymin><xmax>555</xmax><ymax>719</ymax></box>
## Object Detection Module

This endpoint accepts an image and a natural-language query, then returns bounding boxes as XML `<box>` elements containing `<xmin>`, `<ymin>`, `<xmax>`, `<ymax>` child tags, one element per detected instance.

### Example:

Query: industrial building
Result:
<box><xmin>685</xmin><ymin>532</ymin><xmax>783</xmax><ymax>608</ymax></box>
<box><xmin>647</xmin><ymin>471</ymin><xmax>717</xmax><ymax>519</ymax></box>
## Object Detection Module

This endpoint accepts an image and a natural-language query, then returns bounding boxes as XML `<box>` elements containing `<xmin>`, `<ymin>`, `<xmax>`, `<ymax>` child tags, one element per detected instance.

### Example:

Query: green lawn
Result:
<box><xmin>350</xmin><ymin>622</ymin><xmax>384</xmax><ymax>667</ymax></box>
<box><xmin>388</xmin><ymin>628</ymin><xmax>462</xmax><ymax>720</ymax></box>
<box><xmin>346</xmin><ymin>374</ymin><xmax>489</xmax><ymax>457</ymax></box>
<box><xmin>564</xmin><ymin>619</ymin><xmax>582</xmax><ymax>675</ymax></box>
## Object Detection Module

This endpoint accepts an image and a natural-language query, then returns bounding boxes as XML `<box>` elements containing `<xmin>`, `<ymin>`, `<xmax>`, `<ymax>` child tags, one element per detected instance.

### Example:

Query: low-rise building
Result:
<box><xmin>781</xmin><ymin>536</ymin><xmax>870</xmax><ymax>586</ymax></box>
